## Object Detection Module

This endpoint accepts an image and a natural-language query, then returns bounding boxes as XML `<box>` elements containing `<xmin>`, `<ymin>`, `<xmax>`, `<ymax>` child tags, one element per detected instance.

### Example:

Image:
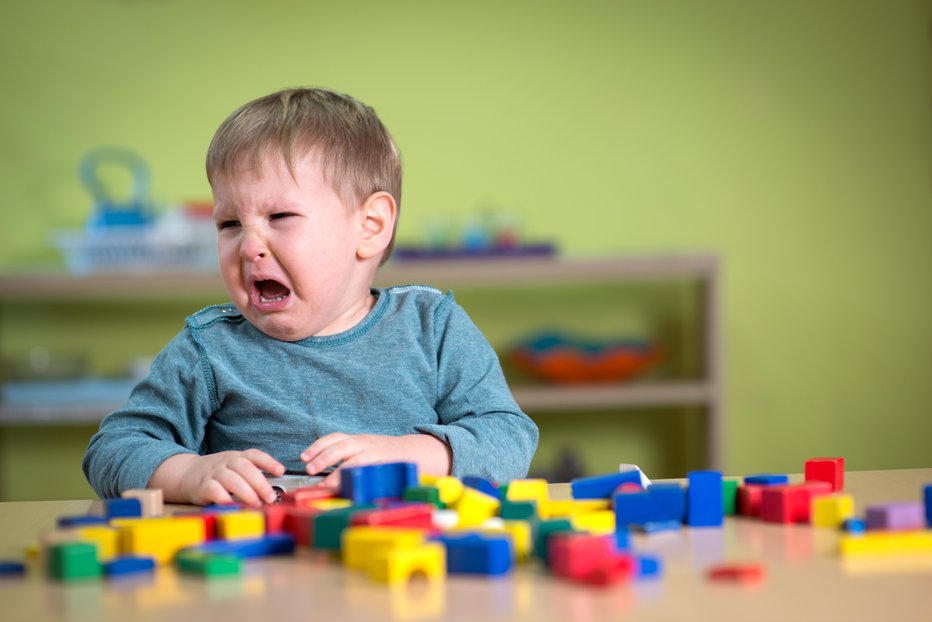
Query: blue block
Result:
<box><xmin>104</xmin><ymin>556</ymin><xmax>155</xmax><ymax>577</ymax></box>
<box><xmin>462</xmin><ymin>476</ymin><xmax>500</xmax><ymax>499</ymax></box>
<box><xmin>613</xmin><ymin>489</ymin><xmax>653</xmax><ymax>526</ymax></box>
<box><xmin>612</xmin><ymin>526</ymin><xmax>630</xmax><ymax>551</ymax></box>
<box><xmin>191</xmin><ymin>534</ymin><xmax>296</xmax><ymax>558</ymax></box>
<box><xmin>843</xmin><ymin>518</ymin><xmax>866</xmax><ymax>534</ymax></box>
<box><xmin>925</xmin><ymin>484</ymin><xmax>931</xmax><ymax>528</ymax></box>
<box><xmin>201</xmin><ymin>504</ymin><xmax>242</xmax><ymax>513</ymax></box>
<box><xmin>105</xmin><ymin>498</ymin><xmax>142</xmax><ymax>520</ymax></box>
<box><xmin>572</xmin><ymin>470</ymin><xmax>642</xmax><ymax>499</ymax></box>
<box><xmin>58</xmin><ymin>515</ymin><xmax>108</xmax><ymax>528</ymax></box>
<box><xmin>634</xmin><ymin>520</ymin><xmax>681</xmax><ymax>534</ymax></box>
<box><xmin>686</xmin><ymin>471</ymin><xmax>724</xmax><ymax>527</ymax></box>
<box><xmin>636</xmin><ymin>555</ymin><xmax>662</xmax><ymax>579</ymax></box>
<box><xmin>434</xmin><ymin>533</ymin><xmax>512</xmax><ymax>575</ymax></box>
<box><xmin>744</xmin><ymin>474</ymin><xmax>789</xmax><ymax>486</ymax></box>
<box><xmin>647</xmin><ymin>483</ymin><xmax>686</xmax><ymax>523</ymax></box>
<box><xmin>340</xmin><ymin>462</ymin><xmax>419</xmax><ymax>505</ymax></box>
<box><xmin>0</xmin><ymin>560</ymin><xmax>25</xmax><ymax>576</ymax></box>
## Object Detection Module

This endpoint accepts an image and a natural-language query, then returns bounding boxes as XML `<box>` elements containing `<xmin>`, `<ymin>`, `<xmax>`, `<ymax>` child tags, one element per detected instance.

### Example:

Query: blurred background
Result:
<box><xmin>0</xmin><ymin>0</ymin><xmax>929</xmax><ymax>500</ymax></box>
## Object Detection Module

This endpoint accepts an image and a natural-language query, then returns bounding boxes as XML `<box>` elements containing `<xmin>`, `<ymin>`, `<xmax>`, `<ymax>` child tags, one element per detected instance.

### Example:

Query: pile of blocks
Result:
<box><xmin>2</xmin><ymin>457</ymin><xmax>931</xmax><ymax>587</ymax></box>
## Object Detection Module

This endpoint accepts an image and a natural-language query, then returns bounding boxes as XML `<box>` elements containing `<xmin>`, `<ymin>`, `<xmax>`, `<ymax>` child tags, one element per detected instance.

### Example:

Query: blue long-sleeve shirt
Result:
<box><xmin>83</xmin><ymin>286</ymin><xmax>538</xmax><ymax>498</ymax></box>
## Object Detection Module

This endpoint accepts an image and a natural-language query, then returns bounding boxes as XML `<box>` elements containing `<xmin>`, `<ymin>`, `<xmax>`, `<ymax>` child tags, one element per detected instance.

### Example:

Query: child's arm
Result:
<box><xmin>149</xmin><ymin>449</ymin><xmax>286</xmax><ymax>507</ymax></box>
<box><xmin>300</xmin><ymin>433</ymin><xmax>451</xmax><ymax>487</ymax></box>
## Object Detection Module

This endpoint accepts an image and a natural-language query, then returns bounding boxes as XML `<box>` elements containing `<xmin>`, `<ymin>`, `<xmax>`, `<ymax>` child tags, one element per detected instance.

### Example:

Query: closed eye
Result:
<box><xmin>217</xmin><ymin>220</ymin><xmax>240</xmax><ymax>230</ymax></box>
<box><xmin>270</xmin><ymin>212</ymin><xmax>298</xmax><ymax>221</ymax></box>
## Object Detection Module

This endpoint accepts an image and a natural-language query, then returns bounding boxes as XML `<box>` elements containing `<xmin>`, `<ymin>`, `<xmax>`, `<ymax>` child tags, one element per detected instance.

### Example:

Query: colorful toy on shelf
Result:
<box><xmin>508</xmin><ymin>331</ymin><xmax>662</xmax><ymax>384</ymax></box>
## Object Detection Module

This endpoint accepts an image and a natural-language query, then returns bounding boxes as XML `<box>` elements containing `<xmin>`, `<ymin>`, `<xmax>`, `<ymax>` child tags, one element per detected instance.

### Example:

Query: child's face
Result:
<box><xmin>211</xmin><ymin>151</ymin><xmax>374</xmax><ymax>341</ymax></box>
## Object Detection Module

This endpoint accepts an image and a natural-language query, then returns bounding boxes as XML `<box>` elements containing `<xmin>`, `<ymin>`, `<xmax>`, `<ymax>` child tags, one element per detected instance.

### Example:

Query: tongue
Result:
<box><xmin>258</xmin><ymin>280</ymin><xmax>290</xmax><ymax>299</ymax></box>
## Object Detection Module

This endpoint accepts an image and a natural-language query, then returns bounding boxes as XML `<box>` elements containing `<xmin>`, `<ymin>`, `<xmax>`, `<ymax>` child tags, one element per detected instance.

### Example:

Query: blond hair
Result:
<box><xmin>206</xmin><ymin>87</ymin><xmax>402</xmax><ymax>261</ymax></box>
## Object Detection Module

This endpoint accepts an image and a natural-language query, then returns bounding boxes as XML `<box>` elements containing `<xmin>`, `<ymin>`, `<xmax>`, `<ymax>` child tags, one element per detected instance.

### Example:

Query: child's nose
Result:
<box><xmin>239</xmin><ymin>230</ymin><xmax>268</xmax><ymax>262</ymax></box>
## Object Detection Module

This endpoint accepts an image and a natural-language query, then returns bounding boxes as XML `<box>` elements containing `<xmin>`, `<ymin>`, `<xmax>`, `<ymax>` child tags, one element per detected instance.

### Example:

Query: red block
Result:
<box><xmin>549</xmin><ymin>533</ymin><xmax>634</xmax><ymax>586</ymax></box>
<box><xmin>349</xmin><ymin>503</ymin><xmax>434</xmax><ymax>529</ymax></box>
<box><xmin>804</xmin><ymin>457</ymin><xmax>844</xmax><ymax>492</ymax></box>
<box><xmin>707</xmin><ymin>563</ymin><xmax>766</xmax><ymax>583</ymax></box>
<box><xmin>737</xmin><ymin>485</ymin><xmax>764</xmax><ymax>517</ymax></box>
<box><xmin>614</xmin><ymin>482</ymin><xmax>644</xmax><ymax>494</ymax></box>
<box><xmin>283</xmin><ymin>486</ymin><xmax>337</xmax><ymax>507</ymax></box>
<box><xmin>263</xmin><ymin>504</ymin><xmax>289</xmax><ymax>535</ymax></box>
<box><xmin>760</xmin><ymin>482</ymin><xmax>831</xmax><ymax>523</ymax></box>
<box><xmin>283</xmin><ymin>506</ymin><xmax>321</xmax><ymax>546</ymax></box>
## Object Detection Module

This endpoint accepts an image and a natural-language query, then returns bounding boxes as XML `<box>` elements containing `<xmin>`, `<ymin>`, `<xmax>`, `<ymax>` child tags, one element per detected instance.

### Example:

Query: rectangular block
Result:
<box><xmin>805</xmin><ymin>457</ymin><xmax>844</xmax><ymax>492</ymax></box>
<box><xmin>926</xmin><ymin>484</ymin><xmax>932</xmax><ymax>528</ymax></box>
<box><xmin>113</xmin><ymin>517</ymin><xmax>206</xmax><ymax>565</ymax></box>
<box><xmin>122</xmin><ymin>489</ymin><xmax>163</xmax><ymax>518</ymax></box>
<box><xmin>737</xmin><ymin>485</ymin><xmax>764</xmax><ymax>517</ymax></box>
<box><xmin>343</xmin><ymin>527</ymin><xmax>427</xmax><ymax>570</ymax></box>
<box><xmin>648</xmin><ymin>483</ymin><xmax>686</xmax><ymax>523</ymax></box>
<box><xmin>505</xmin><ymin>479</ymin><xmax>549</xmax><ymax>506</ymax></box>
<box><xmin>435</xmin><ymin>533</ymin><xmax>513</xmax><ymax>575</ymax></box>
<box><xmin>840</xmin><ymin>530</ymin><xmax>932</xmax><ymax>557</ymax></box>
<box><xmin>340</xmin><ymin>462</ymin><xmax>419</xmax><ymax>505</ymax></box>
<box><xmin>760</xmin><ymin>482</ymin><xmax>831</xmax><ymax>524</ymax></box>
<box><xmin>686</xmin><ymin>471</ymin><xmax>724</xmax><ymax>527</ymax></box>
<box><xmin>812</xmin><ymin>494</ymin><xmax>855</xmax><ymax>528</ymax></box>
<box><xmin>215</xmin><ymin>511</ymin><xmax>266</xmax><ymax>541</ymax></box>
<box><xmin>744</xmin><ymin>474</ymin><xmax>789</xmax><ymax>486</ymax></box>
<box><xmin>722</xmin><ymin>480</ymin><xmax>738</xmax><ymax>515</ymax></box>
<box><xmin>865</xmin><ymin>502</ymin><xmax>925</xmax><ymax>531</ymax></box>
<box><xmin>571</xmin><ymin>471</ymin><xmax>642</xmax><ymax>500</ymax></box>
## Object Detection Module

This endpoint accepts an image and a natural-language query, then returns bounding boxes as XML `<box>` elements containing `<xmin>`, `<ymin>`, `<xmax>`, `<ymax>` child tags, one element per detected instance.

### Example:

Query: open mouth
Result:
<box><xmin>255</xmin><ymin>279</ymin><xmax>291</xmax><ymax>304</ymax></box>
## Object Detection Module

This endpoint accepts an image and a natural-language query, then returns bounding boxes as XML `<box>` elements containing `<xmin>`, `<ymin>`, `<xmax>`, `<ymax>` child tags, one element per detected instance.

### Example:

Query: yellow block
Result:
<box><xmin>113</xmin><ymin>517</ymin><xmax>206</xmax><ymax>565</ymax></box>
<box><xmin>306</xmin><ymin>498</ymin><xmax>352</xmax><ymax>512</ymax></box>
<box><xmin>812</xmin><ymin>494</ymin><xmax>855</xmax><ymax>528</ymax></box>
<box><xmin>505</xmin><ymin>479</ymin><xmax>549</xmax><ymax>506</ymax></box>
<box><xmin>454</xmin><ymin>487</ymin><xmax>500</xmax><ymax>528</ymax></box>
<box><xmin>342</xmin><ymin>526</ymin><xmax>427</xmax><ymax>570</ymax></box>
<box><xmin>540</xmin><ymin>499</ymin><xmax>610</xmax><ymax>520</ymax></box>
<box><xmin>840</xmin><ymin>531</ymin><xmax>932</xmax><ymax>557</ymax></box>
<box><xmin>434</xmin><ymin>476</ymin><xmax>465</xmax><ymax>506</ymax></box>
<box><xmin>215</xmin><ymin>511</ymin><xmax>266</xmax><ymax>541</ymax></box>
<box><xmin>368</xmin><ymin>541</ymin><xmax>446</xmax><ymax>585</ymax></box>
<box><xmin>419</xmin><ymin>474</ymin><xmax>439</xmax><ymax>486</ymax></box>
<box><xmin>77</xmin><ymin>526</ymin><xmax>120</xmax><ymax>562</ymax></box>
<box><xmin>571</xmin><ymin>510</ymin><xmax>616</xmax><ymax>536</ymax></box>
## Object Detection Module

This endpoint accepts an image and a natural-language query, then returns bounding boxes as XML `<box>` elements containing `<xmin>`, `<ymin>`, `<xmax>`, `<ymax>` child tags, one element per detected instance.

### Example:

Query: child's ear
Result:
<box><xmin>356</xmin><ymin>191</ymin><xmax>397</xmax><ymax>260</ymax></box>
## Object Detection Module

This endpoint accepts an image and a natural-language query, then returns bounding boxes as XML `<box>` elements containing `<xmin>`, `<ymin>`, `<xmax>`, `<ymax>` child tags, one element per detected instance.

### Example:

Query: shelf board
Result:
<box><xmin>512</xmin><ymin>380</ymin><xmax>717</xmax><ymax>412</ymax></box>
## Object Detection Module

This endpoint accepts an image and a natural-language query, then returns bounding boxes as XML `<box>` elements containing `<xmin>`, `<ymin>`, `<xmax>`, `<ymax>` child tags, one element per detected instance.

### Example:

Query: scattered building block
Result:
<box><xmin>744</xmin><ymin>474</ymin><xmax>789</xmax><ymax>486</ymax></box>
<box><xmin>76</xmin><ymin>526</ymin><xmax>119</xmax><ymax>562</ymax></box>
<box><xmin>122</xmin><ymin>489</ymin><xmax>163</xmax><ymax>518</ymax></box>
<box><xmin>540</xmin><ymin>499</ymin><xmax>610</xmax><ymax>520</ymax></box>
<box><xmin>533</xmin><ymin>519</ymin><xmax>575</xmax><ymax>563</ymax></box>
<box><xmin>865</xmin><ymin>502</ymin><xmax>926</xmax><ymax>532</ymax></box>
<box><xmin>282</xmin><ymin>486</ymin><xmax>336</xmax><ymax>507</ymax></box>
<box><xmin>306</xmin><ymin>498</ymin><xmax>352</xmax><ymax>512</ymax></box>
<box><xmin>435</xmin><ymin>533</ymin><xmax>513</xmax><ymax>575</ymax></box>
<box><xmin>549</xmin><ymin>533</ymin><xmax>614</xmax><ymax>580</ymax></box>
<box><xmin>571</xmin><ymin>471</ymin><xmax>642</xmax><ymax>499</ymax></box>
<box><xmin>633</xmin><ymin>521</ymin><xmax>681</xmax><ymax>534</ymax></box>
<box><xmin>812</xmin><ymin>494</ymin><xmax>855</xmax><ymax>528</ymax></box>
<box><xmin>191</xmin><ymin>533</ymin><xmax>296</xmax><ymax>558</ymax></box>
<box><xmin>925</xmin><ymin>484</ymin><xmax>932</xmax><ymax>528</ymax></box>
<box><xmin>0</xmin><ymin>561</ymin><xmax>26</xmax><ymax>576</ymax></box>
<box><xmin>404</xmin><ymin>486</ymin><xmax>444</xmax><ymax>508</ymax></box>
<box><xmin>57</xmin><ymin>516</ymin><xmax>108</xmax><ymax>528</ymax></box>
<box><xmin>453</xmin><ymin>487</ymin><xmax>500</xmax><ymax>528</ymax></box>
<box><xmin>176</xmin><ymin>550</ymin><xmax>241</xmax><ymax>577</ymax></box>
<box><xmin>433</xmin><ymin>476</ymin><xmax>465</xmax><ymax>506</ymax></box>
<box><xmin>843</xmin><ymin>518</ymin><xmax>866</xmax><ymax>534</ymax></box>
<box><xmin>805</xmin><ymin>457</ymin><xmax>845</xmax><ymax>492</ymax></box>
<box><xmin>366</xmin><ymin>541</ymin><xmax>445</xmax><ymax>585</ymax></box>
<box><xmin>103</xmin><ymin>556</ymin><xmax>156</xmax><ymax>577</ymax></box>
<box><xmin>635</xmin><ymin>555</ymin><xmax>662</xmax><ymax>579</ymax></box>
<box><xmin>105</xmin><ymin>498</ymin><xmax>143</xmax><ymax>520</ymax></box>
<box><xmin>48</xmin><ymin>542</ymin><xmax>101</xmax><ymax>581</ymax></box>
<box><xmin>722</xmin><ymin>480</ymin><xmax>738</xmax><ymax>515</ymax></box>
<box><xmin>282</xmin><ymin>506</ymin><xmax>320</xmax><ymax>546</ymax></box>
<box><xmin>112</xmin><ymin>517</ymin><xmax>206</xmax><ymax>565</ymax></box>
<box><xmin>173</xmin><ymin>510</ymin><xmax>217</xmax><ymax>541</ymax></box>
<box><xmin>262</xmin><ymin>504</ymin><xmax>289</xmax><ymax>535</ymax></box>
<box><xmin>313</xmin><ymin>506</ymin><xmax>376</xmax><ymax>551</ymax></box>
<box><xmin>707</xmin><ymin>562</ymin><xmax>766</xmax><ymax>583</ymax></box>
<box><xmin>500</xmin><ymin>499</ymin><xmax>537</xmax><ymax>521</ymax></box>
<box><xmin>340</xmin><ymin>462</ymin><xmax>419</xmax><ymax>505</ymax></box>
<box><xmin>505</xmin><ymin>478</ymin><xmax>549</xmax><ymax>506</ymax></box>
<box><xmin>342</xmin><ymin>527</ymin><xmax>426</xmax><ymax>570</ymax></box>
<box><xmin>571</xmin><ymin>510</ymin><xmax>616</xmax><ymax>535</ymax></box>
<box><xmin>350</xmin><ymin>504</ymin><xmax>434</xmax><ymax>529</ymax></box>
<box><xmin>840</xmin><ymin>531</ymin><xmax>932</xmax><ymax>557</ymax></box>
<box><xmin>462</xmin><ymin>476</ymin><xmax>500</xmax><ymax>499</ymax></box>
<box><xmin>737</xmin><ymin>485</ymin><xmax>765</xmax><ymax>517</ymax></box>
<box><xmin>760</xmin><ymin>482</ymin><xmax>831</xmax><ymax>524</ymax></box>
<box><xmin>613</xmin><ymin>488</ymin><xmax>653</xmax><ymax>527</ymax></box>
<box><xmin>648</xmin><ymin>483</ymin><xmax>687</xmax><ymax>523</ymax></box>
<box><xmin>687</xmin><ymin>471</ymin><xmax>724</xmax><ymax>527</ymax></box>
<box><xmin>215</xmin><ymin>511</ymin><xmax>266</xmax><ymax>541</ymax></box>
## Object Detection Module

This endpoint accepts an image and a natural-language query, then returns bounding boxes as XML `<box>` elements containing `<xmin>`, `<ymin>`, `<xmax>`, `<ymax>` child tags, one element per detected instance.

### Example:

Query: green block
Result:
<box><xmin>403</xmin><ymin>486</ymin><xmax>444</xmax><ymax>508</ymax></box>
<box><xmin>533</xmin><ymin>519</ymin><xmax>575</xmax><ymax>564</ymax></box>
<box><xmin>48</xmin><ymin>542</ymin><xmax>102</xmax><ymax>581</ymax></box>
<box><xmin>313</xmin><ymin>505</ymin><xmax>375</xmax><ymax>551</ymax></box>
<box><xmin>722</xmin><ymin>479</ymin><xmax>738</xmax><ymax>515</ymax></box>
<box><xmin>176</xmin><ymin>551</ymin><xmax>241</xmax><ymax>577</ymax></box>
<box><xmin>500</xmin><ymin>499</ymin><xmax>538</xmax><ymax>521</ymax></box>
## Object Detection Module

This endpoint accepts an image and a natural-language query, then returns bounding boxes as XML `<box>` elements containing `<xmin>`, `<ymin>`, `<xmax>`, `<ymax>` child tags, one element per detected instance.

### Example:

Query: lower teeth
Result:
<box><xmin>260</xmin><ymin>295</ymin><xmax>286</xmax><ymax>303</ymax></box>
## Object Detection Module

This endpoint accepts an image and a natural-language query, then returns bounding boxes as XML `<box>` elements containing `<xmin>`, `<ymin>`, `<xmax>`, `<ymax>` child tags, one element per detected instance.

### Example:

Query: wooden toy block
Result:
<box><xmin>616</xmin><ymin>482</ymin><xmax>643</xmax><ymax>493</ymax></box>
<box><xmin>584</xmin><ymin>555</ymin><xmax>635</xmax><ymax>586</ymax></box>
<box><xmin>500</xmin><ymin>521</ymin><xmax>533</xmax><ymax>562</ymax></box>
<box><xmin>648</xmin><ymin>483</ymin><xmax>686</xmax><ymax>523</ymax></box>
<box><xmin>48</xmin><ymin>542</ymin><xmax>101</xmax><ymax>581</ymax></box>
<box><xmin>843</xmin><ymin>518</ymin><xmax>866</xmax><ymax>534</ymax></box>
<box><xmin>366</xmin><ymin>541</ymin><xmax>445</xmax><ymax>585</ymax></box>
<box><xmin>122</xmin><ymin>488</ymin><xmax>163</xmax><ymax>517</ymax></box>
<box><xmin>812</xmin><ymin>494</ymin><xmax>855</xmax><ymax>528</ymax></box>
<box><xmin>283</xmin><ymin>486</ymin><xmax>337</xmax><ymax>507</ymax></box>
<box><xmin>840</xmin><ymin>530</ymin><xmax>932</xmax><ymax>557</ymax></box>
<box><xmin>313</xmin><ymin>505</ymin><xmax>376</xmax><ymax>551</ymax></box>
<box><xmin>342</xmin><ymin>527</ymin><xmax>426</xmax><ymax>570</ymax></box>
<box><xmin>105</xmin><ymin>498</ymin><xmax>143</xmax><ymax>520</ymax></box>
<box><xmin>633</xmin><ymin>520</ymin><xmax>681</xmax><ymax>534</ymax></box>
<box><xmin>176</xmin><ymin>550</ymin><xmax>241</xmax><ymax>577</ymax></box>
<box><xmin>404</xmin><ymin>485</ymin><xmax>444</xmax><ymax>508</ymax></box>
<box><xmin>191</xmin><ymin>533</ymin><xmax>296</xmax><ymax>558</ymax></box>
<box><xmin>112</xmin><ymin>517</ymin><xmax>206</xmax><ymax>565</ymax></box>
<box><xmin>103</xmin><ymin>556</ymin><xmax>156</xmax><ymax>577</ymax></box>
<box><xmin>613</xmin><ymin>488</ymin><xmax>653</xmax><ymax>527</ymax></box>
<box><xmin>635</xmin><ymin>555</ymin><xmax>662</xmax><ymax>579</ymax></box>
<box><xmin>737</xmin><ymin>484</ymin><xmax>765</xmax><ymax>517</ymax></box>
<box><xmin>549</xmin><ymin>533</ymin><xmax>617</xmax><ymax>581</ymax></box>
<box><xmin>505</xmin><ymin>478</ymin><xmax>549</xmax><ymax>506</ymax></box>
<box><xmin>760</xmin><ymin>482</ymin><xmax>831</xmax><ymax>524</ymax></box>
<box><xmin>76</xmin><ymin>526</ymin><xmax>120</xmax><ymax>562</ymax></box>
<box><xmin>687</xmin><ymin>471</ymin><xmax>724</xmax><ymax>527</ymax></box>
<box><xmin>533</xmin><ymin>519</ymin><xmax>575</xmax><ymax>563</ymax></box>
<box><xmin>350</xmin><ymin>503</ymin><xmax>434</xmax><ymax>529</ymax></box>
<box><xmin>925</xmin><ymin>484</ymin><xmax>932</xmax><ymax>527</ymax></box>
<box><xmin>539</xmin><ymin>498</ymin><xmax>609</xmax><ymax>520</ymax></box>
<box><xmin>570</xmin><ymin>510</ymin><xmax>616</xmax><ymax>535</ymax></box>
<box><xmin>0</xmin><ymin>561</ymin><xmax>26</xmax><ymax>576</ymax></box>
<box><xmin>173</xmin><ymin>510</ymin><xmax>217</xmax><ymax>540</ymax></box>
<box><xmin>262</xmin><ymin>504</ymin><xmax>289</xmax><ymax>534</ymax></box>
<box><xmin>434</xmin><ymin>476</ymin><xmax>465</xmax><ymax>506</ymax></box>
<box><xmin>707</xmin><ymin>562</ymin><xmax>766</xmax><ymax>583</ymax></box>
<box><xmin>215</xmin><ymin>511</ymin><xmax>266</xmax><ymax>541</ymax></box>
<box><xmin>57</xmin><ymin>515</ymin><xmax>108</xmax><ymax>528</ymax></box>
<box><xmin>306</xmin><ymin>498</ymin><xmax>352</xmax><ymax>512</ymax></box>
<box><xmin>722</xmin><ymin>480</ymin><xmax>738</xmax><ymax>515</ymax></box>
<box><xmin>865</xmin><ymin>502</ymin><xmax>925</xmax><ymax>531</ymax></box>
<box><xmin>282</xmin><ymin>506</ymin><xmax>321</xmax><ymax>546</ymax></box>
<box><xmin>805</xmin><ymin>457</ymin><xmax>845</xmax><ymax>492</ymax></box>
<box><xmin>500</xmin><ymin>499</ymin><xmax>537</xmax><ymax>521</ymax></box>
<box><xmin>744</xmin><ymin>474</ymin><xmax>789</xmax><ymax>486</ymax></box>
<box><xmin>571</xmin><ymin>470</ymin><xmax>642</xmax><ymax>499</ymax></box>
<box><xmin>340</xmin><ymin>462</ymin><xmax>419</xmax><ymax>505</ymax></box>
<box><xmin>434</xmin><ymin>533</ymin><xmax>513</xmax><ymax>575</ymax></box>
<box><xmin>462</xmin><ymin>476</ymin><xmax>501</xmax><ymax>499</ymax></box>
<box><xmin>453</xmin><ymin>487</ymin><xmax>500</xmax><ymax>528</ymax></box>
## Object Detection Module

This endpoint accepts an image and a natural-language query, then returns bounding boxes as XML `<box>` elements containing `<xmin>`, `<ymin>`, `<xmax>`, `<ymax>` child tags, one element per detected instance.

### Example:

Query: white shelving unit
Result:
<box><xmin>0</xmin><ymin>254</ymin><xmax>723</xmax><ymax>468</ymax></box>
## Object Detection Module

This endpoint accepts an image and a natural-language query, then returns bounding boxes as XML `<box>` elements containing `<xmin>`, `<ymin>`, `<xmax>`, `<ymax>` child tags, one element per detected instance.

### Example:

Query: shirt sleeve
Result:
<box><xmin>413</xmin><ymin>293</ymin><xmax>539</xmax><ymax>484</ymax></box>
<box><xmin>82</xmin><ymin>327</ymin><xmax>216</xmax><ymax>499</ymax></box>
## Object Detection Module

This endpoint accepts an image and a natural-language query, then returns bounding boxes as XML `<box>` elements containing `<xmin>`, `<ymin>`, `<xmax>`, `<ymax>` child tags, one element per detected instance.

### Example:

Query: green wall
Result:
<box><xmin>1</xmin><ymin>1</ymin><xmax>930</xmax><ymax>498</ymax></box>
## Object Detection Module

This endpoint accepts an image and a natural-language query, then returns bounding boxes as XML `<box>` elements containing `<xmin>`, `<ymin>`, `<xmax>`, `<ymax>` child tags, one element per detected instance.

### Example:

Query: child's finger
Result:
<box><xmin>217</xmin><ymin>470</ymin><xmax>263</xmax><ymax>508</ymax></box>
<box><xmin>231</xmin><ymin>457</ymin><xmax>279</xmax><ymax>505</ymax></box>
<box><xmin>305</xmin><ymin>439</ymin><xmax>360</xmax><ymax>476</ymax></box>
<box><xmin>242</xmin><ymin>448</ymin><xmax>286</xmax><ymax>476</ymax></box>
<box><xmin>300</xmin><ymin>433</ymin><xmax>349</xmax><ymax>463</ymax></box>
<box><xmin>202</xmin><ymin>479</ymin><xmax>235</xmax><ymax>506</ymax></box>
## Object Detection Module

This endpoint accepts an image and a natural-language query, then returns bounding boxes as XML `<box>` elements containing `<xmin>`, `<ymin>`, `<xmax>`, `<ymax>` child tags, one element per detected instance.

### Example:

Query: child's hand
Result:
<box><xmin>149</xmin><ymin>450</ymin><xmax>285</xmax><ymax>508</ymax></box>
<box><xmin>300</xmin><ymin>433</ymin><xmax>451</xmax><ymax>488</ymax></box>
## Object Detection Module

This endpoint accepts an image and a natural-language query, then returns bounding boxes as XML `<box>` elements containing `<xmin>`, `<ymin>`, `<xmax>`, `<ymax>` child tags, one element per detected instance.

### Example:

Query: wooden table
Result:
<box><xmin>1</xmin><ymin>469</ymin><xmax>931</xmax><ymax>621</ymax></box>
